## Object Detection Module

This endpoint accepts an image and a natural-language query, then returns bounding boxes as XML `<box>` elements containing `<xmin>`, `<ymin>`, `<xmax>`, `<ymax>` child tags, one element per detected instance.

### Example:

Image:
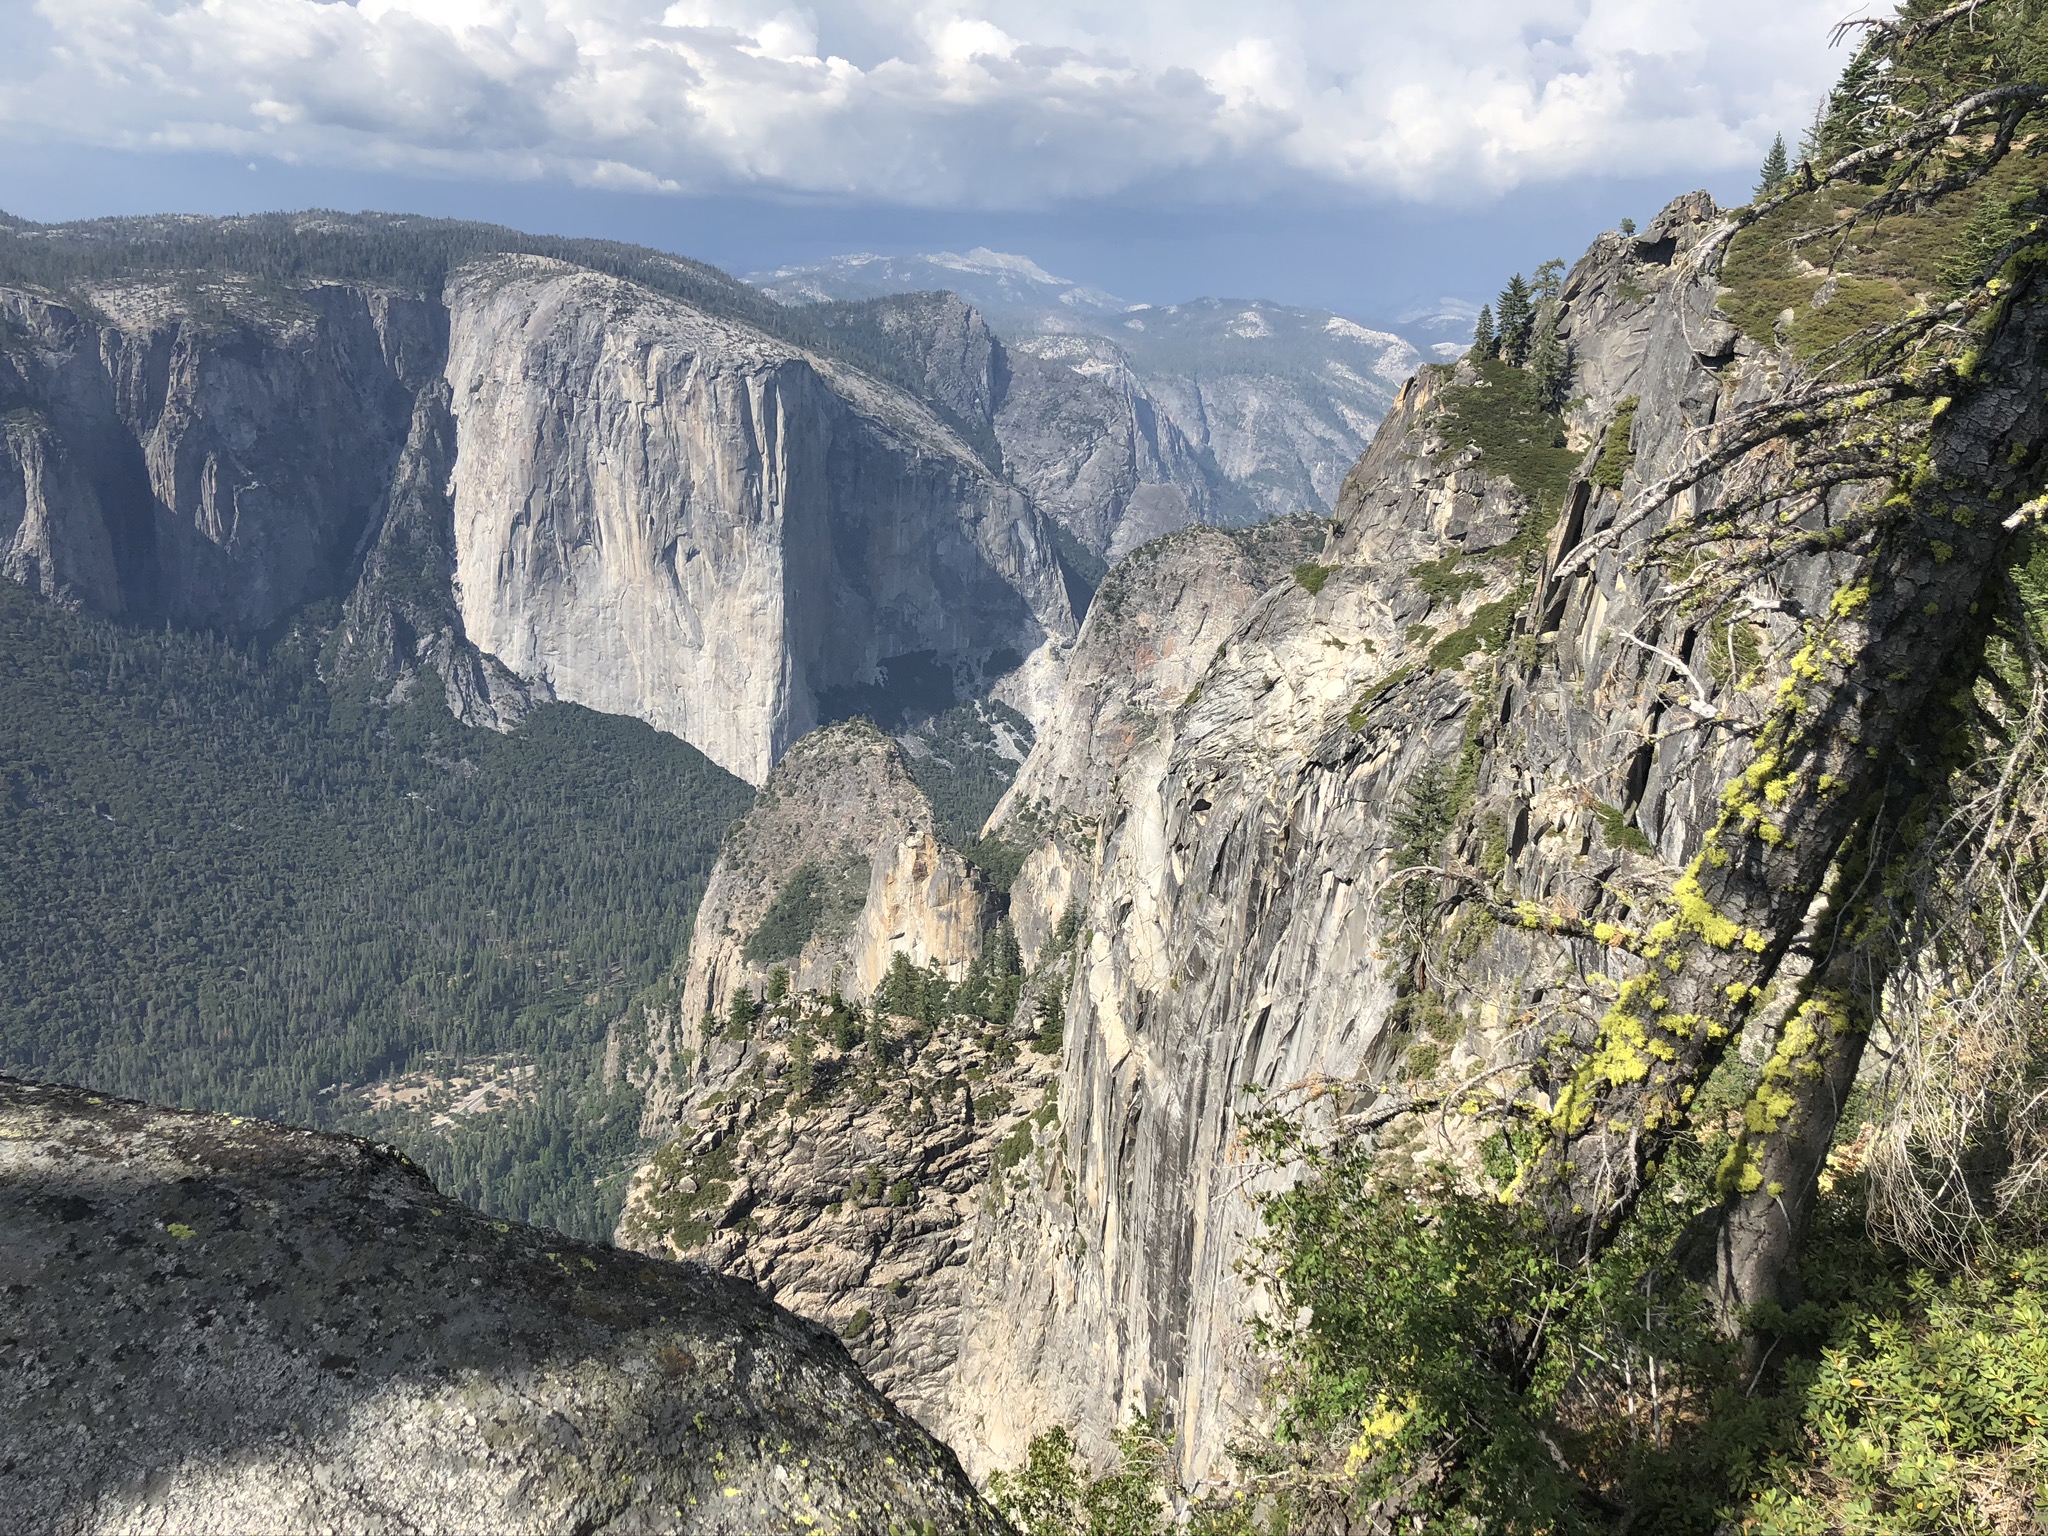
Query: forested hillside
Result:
<box><xmin>0</xmin><ymin>584</ymin><xmax>752</xmax><ymax>1236</ymax></box>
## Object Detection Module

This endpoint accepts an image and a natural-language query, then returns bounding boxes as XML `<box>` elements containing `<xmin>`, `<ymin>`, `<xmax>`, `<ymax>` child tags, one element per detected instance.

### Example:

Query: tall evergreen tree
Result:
<box><xmin>1796</xmin><ymin>102</ymin><xmax>1826</xmax><ymax>170</ymax></box>
<box><xmin>1531</xmin><ymin>258</ymin><xmax>1566</xmax><ymax>302</ymax></box>
<box><xmin>1817</xmin><ymin>43</ymin><xmax>1891</xmax><ymax>166</ymax></box>
<box><xmin>1755</xmin><ymin>132</ymin><xmax>1791</xmax><ymax>198</ymax></box>
<box><xmin>1529</xmin><ymin>301</ymin><xmax>1572</xmax><ymax>413</ymax></box>
<box><xmin>1470</xmin><ymin>303</ymin><xmax>1496</xmax><ymax>358</ymax></box>
<box><xmin>1495</xmin><ymin>274</ymin><xmax>1535</xmax><ymax>366</ymax></box>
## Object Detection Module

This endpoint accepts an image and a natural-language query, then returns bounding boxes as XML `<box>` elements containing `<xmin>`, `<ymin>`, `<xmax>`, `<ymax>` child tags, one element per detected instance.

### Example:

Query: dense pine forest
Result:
<box><xmin>0</xmin><ymin>584</ymin><xmax>752</xmax><ymax>1237</ymax></box>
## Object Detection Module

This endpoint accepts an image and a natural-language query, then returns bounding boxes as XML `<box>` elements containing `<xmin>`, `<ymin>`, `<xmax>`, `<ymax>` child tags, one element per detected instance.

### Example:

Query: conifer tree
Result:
<box><xmin>1529</xmin><ymin>301</ymin><xmax>1571</xmax><ymax>412</ymax></box>
<box><xmin>1796</xmin><ymin>103</ymin><xmax>1826</xmax><ymax>170</ymax></box>
<box><xmin>1495</xmin><ymin>274</ymin><xmax>1535</xmax><ymax>366</ymax></box>
<box><xmin>1470</xmin><ymin>303</ymin><xmax>1496</xmax><ymax>358</ymax></box>
<box><xmin>1531</xmin><ymin>258</ymin><xmax>1566</xmax><ymax>302</ymax></box>
<box><xmin>1817</xmin><ymin>43</ymin><xmax>1890</xmax><ymax>164</ymax></box>
<box><xmin>1755</xmin><ymin>132</ymin><xmax>1791</xmax><ymax>197</ymax></box>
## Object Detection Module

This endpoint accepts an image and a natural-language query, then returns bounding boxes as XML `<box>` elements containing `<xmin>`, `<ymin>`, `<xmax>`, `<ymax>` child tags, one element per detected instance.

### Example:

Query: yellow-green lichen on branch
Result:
<box><xmin>1713</xmin><ymin>987</ymin><xmax>1867</xmax><ymax>1198</ymax></box>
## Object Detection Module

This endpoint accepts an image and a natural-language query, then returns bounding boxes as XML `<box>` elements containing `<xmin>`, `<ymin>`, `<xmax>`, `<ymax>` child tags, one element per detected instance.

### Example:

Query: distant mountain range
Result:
<box><xmin>750</xmin><ymin>249</ymin><xmax>1476</xmax><ymax>554</ymax></box>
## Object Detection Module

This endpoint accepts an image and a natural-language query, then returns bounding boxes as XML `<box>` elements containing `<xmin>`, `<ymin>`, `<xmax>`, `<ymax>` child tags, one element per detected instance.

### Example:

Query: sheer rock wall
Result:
<box><xmin>946</xmin><ymin>192</ymin><xmax>1848</xmax><ymax>1485</ymax></box>
<box><xmin>0</xmin><ymin>245</ymin><xmax>1080</xmax><ymax>784</ymax></box>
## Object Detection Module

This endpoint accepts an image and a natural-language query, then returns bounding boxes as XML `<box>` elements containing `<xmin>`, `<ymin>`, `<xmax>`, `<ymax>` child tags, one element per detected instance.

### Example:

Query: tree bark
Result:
<box><xmin>1706</xmin><ymin>945</ymin><xmax>1877</xmax><ymax>1330</ymax></box>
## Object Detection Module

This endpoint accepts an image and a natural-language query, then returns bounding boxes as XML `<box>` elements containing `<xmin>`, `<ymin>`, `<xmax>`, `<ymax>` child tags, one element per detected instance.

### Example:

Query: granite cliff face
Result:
<box><xmin>630</xmin><ymin>192</ymin><xmax>1875</xmax><ymax>1490</ymax></box>
<box><xmin>618</xmin><ymin>514</ymin><xmax>1333</xmax><ymax>1473</ymax></box>
<box><xmin>0</xmin><ymin>1075</ymin><xmax>1004</xmax><ymax>1535</ymax></box>
<box><xmin>443</xmin><ymin>260</ymin><xmax>1074</xmax><ymax>783</ymax></box>
<box><xmin>9</xmin><ymin>189</ymin><xmax>1956</xmax><ymax>1504</ymax></box>
<box><xmin>922</xmin><ymin>192</ymin><xmax>1848</xmax><ymax>1484</ymax></box>
<box><xmin>992</xmin><ymin>514</ymin><xmax>1329</xmax><ymax>833</ymax></box>
<box><xmin>0</xmin><ymin>275</ymin><xmax>439</xmax><ymax>631</ymax></box>
<box><xmin>0</xmin><ymin>215</ymin><xmax>1083</xmax><ymax>784</ymax></box>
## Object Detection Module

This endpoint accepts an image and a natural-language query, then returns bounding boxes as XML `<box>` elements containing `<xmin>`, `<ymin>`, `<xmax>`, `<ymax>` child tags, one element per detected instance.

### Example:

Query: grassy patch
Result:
<box><xmin>1293</xmin><ymin>562</ymin><xmax>1335</xmax><ymax>595</ymax></box>
<box><xmin>1591</xmin><ymin>396</ymin><xmax>1640</xmax><ymax>491</ymax></box>
<box><xmin>1718</xmin><ymin>160</ymin><xmax>2038</xmax><ymax>358</ymax></box>
<box><xmin>1428</xmin><ymin>595</ymin><xmax>1523</xmax><ymax>672</ymax></box>
<box><xmin>1409</xmin><ymin>553</ymin><xmax>1488</xmax><ymax>604</ymax></box>
<box><xmin>1437</xmin><ymin>357</ymin><xmax>1579</xmax><ymax>514</ymax></box>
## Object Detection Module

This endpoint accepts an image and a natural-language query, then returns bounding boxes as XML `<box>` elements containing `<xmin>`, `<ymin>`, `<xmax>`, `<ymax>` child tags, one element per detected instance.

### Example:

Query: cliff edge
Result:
<box><xmin>0</xmin><ymin>1075</ymin><xmax>1006</xmax><ymax>1536</ymax></box>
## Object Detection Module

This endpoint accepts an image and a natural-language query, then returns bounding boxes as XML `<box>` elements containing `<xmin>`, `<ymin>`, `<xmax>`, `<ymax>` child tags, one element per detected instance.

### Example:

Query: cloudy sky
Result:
<box><xmin>0</xmin><ymin>0</ymin><xmax>1856</xmax><ymax>318</ymax></box>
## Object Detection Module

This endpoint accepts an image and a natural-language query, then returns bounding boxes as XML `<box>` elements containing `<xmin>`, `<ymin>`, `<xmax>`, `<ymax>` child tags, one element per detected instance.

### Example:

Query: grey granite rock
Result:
<box><xmin>0</xmin><ymin>226</ymin><xmax>1084</xmax><ymax>785</ymax></box>
<box><xmin>621</xmin><ymin>990</ymin><xmax>1058</xmax><ymax>1457</ymax></box>
<box><xmin>936</xmin><ymin>192</ymin><xmax>1863</xmax><ymax>1487</ymax></box>
<box><xmin>0</xmin><ymin>1074</ymin><xmax>1006</xmax><ymax>1536</ymax></box>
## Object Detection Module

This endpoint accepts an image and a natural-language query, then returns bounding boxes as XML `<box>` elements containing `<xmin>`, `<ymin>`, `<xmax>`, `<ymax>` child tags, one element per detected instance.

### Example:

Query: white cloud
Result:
<box><xmin>0</xmin><ymin>0</ymin><xmax>1852</xmax><ymax>206</ymax></box>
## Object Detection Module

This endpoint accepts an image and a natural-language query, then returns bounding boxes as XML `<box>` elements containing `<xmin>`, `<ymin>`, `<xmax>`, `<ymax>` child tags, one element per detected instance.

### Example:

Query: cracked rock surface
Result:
<box><xmin>0</xmin><ymin>1076</ymin><xmax>1006</xmax><ymax>1536</ymax></box>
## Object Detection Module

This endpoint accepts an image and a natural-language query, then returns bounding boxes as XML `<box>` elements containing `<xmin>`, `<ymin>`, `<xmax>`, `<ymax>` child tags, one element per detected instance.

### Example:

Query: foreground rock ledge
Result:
<box><xmin>0</xmin><ymin>1076</ymin><xmax>1006</xmax><ymax>1536</ymax></box>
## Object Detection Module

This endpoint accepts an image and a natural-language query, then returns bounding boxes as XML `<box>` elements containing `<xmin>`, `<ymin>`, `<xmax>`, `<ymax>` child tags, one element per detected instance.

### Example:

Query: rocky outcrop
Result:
<box><xmin>444</xmin><ymin>258</ymin><xmax>1076</xmax><ymax>783</ymax></box>
<box><xmin>0</xmin><ymin>1074</ymin><xmax>1004</xmax><ymax>1535</ymax></box>
<box><xmin>991</xmin><ymin>514</ymin><xmax>1328</xmax><ymax>834</ymax></box>
<box><xmin>619</xmin><ymin>513</ymin><xmax>1336</xmax><ymax>1475</ymax></box>
<box><xmin>619</xmin><ymin>991</ymin><xmax>1058</xmax><ymax>1447</ymax></box>
<box><xmin>656</xmin><ymin>720</ymin><xmax>991</xmax><ymax>1056</ymax></box>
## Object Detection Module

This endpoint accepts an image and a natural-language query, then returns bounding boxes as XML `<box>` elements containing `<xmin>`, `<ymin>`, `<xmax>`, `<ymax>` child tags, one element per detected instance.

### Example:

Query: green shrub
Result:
<box><xmin>1437</xmin><ymin>357</ymin><xmax>1578</xmax><ymax>514</ymax></box>
<box><xmin>1594</xmin><ymin>801</ymin><xmax>1656</xmax><ymax>856</ymax></box>
<box><xmin>1590</xmin><ymin>396</ymin><xmax>1640</xmax><ymax>490</ymax></box>
<box><xmin>995</xmin><ymin>1118</ymin><xmax>1038</xmax><ymax>1173</ymax></box>
<box><xmin>1409</xmin><ymin>552</ymin><xmax>1488</xmax><ymax>603</ymax></box>
<box><xmin>989</xmin><ymin>1415</ymin><xmax>1177</xmax><ymax>1536</ymax></box>
<box><xmin>1293</xmin><ymin>562</ymin><xmax>1336</xmax><ymax>595</ymax></box>
<box><xmin>1347</xmin><ymin>665</ymin><xmax>1415</xmax><ymax>732</ymax></box>
<box><xmin>1741</xmin><ymin>1246</ymin><xmax>2048</xmax><ymax>1535</ymax></box>
<box><xmin>1428</xmin><ymin>594</ymin><xmax>1522</xmax><ymax>671</ymax></box>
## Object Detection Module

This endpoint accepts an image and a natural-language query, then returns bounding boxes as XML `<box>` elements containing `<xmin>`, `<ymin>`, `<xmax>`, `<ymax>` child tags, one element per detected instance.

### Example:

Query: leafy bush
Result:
<box><xmin>1594</xmin><ymin>801</ymin><xmax>1656</xmax><ymax>856</ymax></box>
<box><xmin>1236</xmin><ymin>1072</ymin><xmax>2048</xmax><ymax>1535</ymax></box>
<box><xmin>1409</xmin><ymin>553</ymin><xmax>1488</xmax><ymax>603</ymax></box>
<box><xmin>1743</xmin><ymin>1246</ymin><xmax>2048</xmax><ymax>1534</ymax></box>
<box><xmin>989</xmin><ymin>1417</ymin><xmax>1176</xmax><ymax>1536</ymax></box>
<box><xmin>1427</xmin><ymin>594</ymin><xmax>1522</xmax><ymax>671</ymax></box>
